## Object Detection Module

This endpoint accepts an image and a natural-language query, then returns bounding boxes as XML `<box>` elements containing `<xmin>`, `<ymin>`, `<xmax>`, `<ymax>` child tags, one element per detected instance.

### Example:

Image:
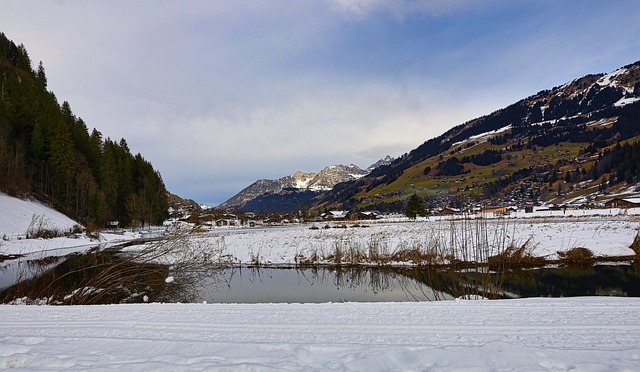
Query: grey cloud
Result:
<box><xmin>2</xmin><ymin>0</ymin><xmax>639</xmax><ymax>205</ymax></box>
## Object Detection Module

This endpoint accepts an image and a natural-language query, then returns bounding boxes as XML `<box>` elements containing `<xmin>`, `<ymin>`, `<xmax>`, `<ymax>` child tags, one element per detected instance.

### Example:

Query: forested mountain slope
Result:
<box><xmin>0</xmin><ymin>33</ymin><xmax>167</xmax><ymax>227</ymax></box>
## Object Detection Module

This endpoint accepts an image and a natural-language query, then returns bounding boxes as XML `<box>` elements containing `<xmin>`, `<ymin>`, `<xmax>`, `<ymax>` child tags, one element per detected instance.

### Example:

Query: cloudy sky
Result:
<box><xmin>2</xmin><ymin>1</ymin><xmax>639</xmax><ymax>205</ymax></box>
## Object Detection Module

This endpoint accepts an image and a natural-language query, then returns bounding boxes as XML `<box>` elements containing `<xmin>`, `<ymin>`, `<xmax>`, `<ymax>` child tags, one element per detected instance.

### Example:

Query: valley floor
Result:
<box><xmin>161</xmin><ymin>209</ymin><xmax>640</xmax><ymax>267</ymax></box>
<box><xmin>2</xmin><ymin>194</ymin><xmax>640</xmax><ymax>370</ymax></box>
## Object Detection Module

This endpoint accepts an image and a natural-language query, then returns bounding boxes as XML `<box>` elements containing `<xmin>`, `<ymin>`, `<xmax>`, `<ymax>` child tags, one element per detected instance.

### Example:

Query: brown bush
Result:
<box><xmin>557</xmin><ymin>247</ymin><xmax>594</xmax><ymax>265</ymax></box>
<box><xmin>488</xmin><ymin>239</ymin><xmax>547</xmax><ymax>270</ymax></box>
<box><xmin>630</xmin><ymin>231</ymin><xmax>640</xmax><ymax>257</ymax></box>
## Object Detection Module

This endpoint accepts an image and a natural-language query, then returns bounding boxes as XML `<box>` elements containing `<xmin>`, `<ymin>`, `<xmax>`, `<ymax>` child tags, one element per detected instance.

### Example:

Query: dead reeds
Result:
<box><xmin>1</xmin><ymin>229</ymin><xmax>225</xmax><ymax>305</ymax></box>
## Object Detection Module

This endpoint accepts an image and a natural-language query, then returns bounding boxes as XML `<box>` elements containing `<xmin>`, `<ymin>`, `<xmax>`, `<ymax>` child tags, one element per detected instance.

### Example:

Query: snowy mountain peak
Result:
<box><xmin>217</xmin><ymin>156</ymin><xmax>393</xmax><ymax>210</ymax></box>
<box><xmin>366</xmin><ymin>155</ymin><xmax>394</xmax><ymax>172</ymax></box>
<box><xmin>539</xmin><ymin>61</ymin><xmax>640</xmax><ymax>115</ymax></box>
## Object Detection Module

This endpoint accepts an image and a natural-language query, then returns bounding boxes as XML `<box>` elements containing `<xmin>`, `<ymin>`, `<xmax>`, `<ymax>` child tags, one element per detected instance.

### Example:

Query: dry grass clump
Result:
<box><xmin>25</xmin><ymin>214</ymin><xmax>64</xmax><ymax>239</ymax></box>
<box><xmin>488</xmin><ymin>239</ymin><xmax>547</xmax><ymax>270</ymax></box>
<box><xmin>630</xmin><ymin>230</ymin><xmax>640</xmax><ymax>257</ymax></box>
<box><xmin>2</xmin><ymin>231</ymin><xmax>222</xmax><ymax>305</ymax></box>
<box><xmin>24</xmin><ymin>214</ymin><xmax>84</xmax><ymax>239</ymax></box>
<box><xmin>392</xmin><ymin>248</ymin><xmax>440</xmax><ymax>266</ymax></box>
<box><xmin>1</xmin><ymin>251</ymin><xmax>170</xmax><ymax>305</ymax></box>
<box><xmin>557</xmin><ymin>247</ymin><xmax>595</xmax><ymax>265</ymax></box>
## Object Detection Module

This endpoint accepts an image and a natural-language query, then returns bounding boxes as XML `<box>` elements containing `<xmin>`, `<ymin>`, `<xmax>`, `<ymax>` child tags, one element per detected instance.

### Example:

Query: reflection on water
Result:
<box><xmin>2</xmin><ymin>249</ymin><xmax>639</xmax><ymax>304</ymax></box>
<box><xmin>193</xmin><ymin>263</ymin><xmax>640</xmax><ymax>303</ymax></box>
<box><xmin>0</xmin><ymin>256</ymin><xmax>63</xmax><ymax>292</ymax></box>
<box><xmin>499</xmin><ymin>264</ymin><xmax>640</xmax><ymax>298</ymax></box>
<box><xmin>197</xmin><ymin>267</ymin><xmax>453</xmax><ymax>303</ymax></box>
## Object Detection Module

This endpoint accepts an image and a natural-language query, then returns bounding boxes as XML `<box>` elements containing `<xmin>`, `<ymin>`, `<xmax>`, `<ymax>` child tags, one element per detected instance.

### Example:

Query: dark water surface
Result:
<box><xmin>197</xmin><ymin>267</ymin><xmax>451</xmax><ymax>303</ymax></box>
<box><xmin>195</xmin><ymin>264</ymin><xmax>640</xmax><ymax>303</ymax></box>
<box><xmin>2</xmin><ymin>250</ymin><xmax>639</xmax><ymax>303</ymax></box>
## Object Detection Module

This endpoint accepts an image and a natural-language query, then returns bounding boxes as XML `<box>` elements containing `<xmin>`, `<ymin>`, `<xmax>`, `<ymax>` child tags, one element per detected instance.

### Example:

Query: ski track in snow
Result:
<box><xmin>1</xmin><ymin>298</ymin><xmax>639</xmax><ymax>370</ymax></box>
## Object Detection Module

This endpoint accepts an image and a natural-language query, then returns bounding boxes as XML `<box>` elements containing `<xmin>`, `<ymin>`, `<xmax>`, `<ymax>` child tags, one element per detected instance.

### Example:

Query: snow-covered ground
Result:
<box><xmin>2</xmin><ymin>193</ymin><xmax>640</xmax><ymax>370</ymax></box>
<box><xmin>0</xmin><ymin>193</ymin><xmax>79</xmax><ymax>240</ymax></box>
<box><xmin>3</xmin><ymin>192</ymin><xmax>639</xmax><ymax>264</ymax></box>
<box><xmin>1</xmin><ymin>298</ymin><xmax>639</xmax><ymax>370</ymax></box>
<box><xmin>170</xmin><ymin>212</ymin><xmax>640</xmax><ymax>266</ymax></box>
<box><xmin>0</xmin><ymin>192</ymin><xmax>141</xmax><ymax>258</ymax></box>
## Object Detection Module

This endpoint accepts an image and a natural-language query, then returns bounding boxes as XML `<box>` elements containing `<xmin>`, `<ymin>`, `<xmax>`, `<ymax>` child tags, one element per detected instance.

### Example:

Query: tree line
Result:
<box><xmin>0</xmin><ymin>32</ymin><xmax>167</xmax><ymax>228</ymax></box>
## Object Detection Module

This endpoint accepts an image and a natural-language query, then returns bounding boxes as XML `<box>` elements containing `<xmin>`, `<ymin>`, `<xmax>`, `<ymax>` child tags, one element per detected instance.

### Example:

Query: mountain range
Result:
<box><xmin>218</xmin><ymin>156</ymin><xmax>394</xmax><ymax>211</ymax></box>
<box><xmin>220</xmin><ymin>60</ymin><xmax>640</xmax><ymax>214</ymax></box>
<box><xmin>316</xmin><ymin>60</ymin><xmax>640</xmax><ymax>212</ymax></box>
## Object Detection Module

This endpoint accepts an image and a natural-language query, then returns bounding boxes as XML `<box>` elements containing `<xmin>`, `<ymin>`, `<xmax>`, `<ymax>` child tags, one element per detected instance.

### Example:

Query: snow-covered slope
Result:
<box><xmin>0</xmin><ymin>193</ymin><xmax>79</xmax><ymax>239</ymax></box>
<box><xmin>366</xmin><ymin>155</ymin><xmax>394</xmax><ymax>172</ymax></box>
<box><xmin>0</xmin><ymin>192</ymin><xmax>138</xmax><ymax>258</ymax></box>
<box><xmin>441</xmin><ymin>60</ymin><xmax>640</xmax><ymax>146</ymax></box>
<box><xmin>307</xmin><ymin>164</ymin><xmax>368</xmax><ymax>190</ymax></box>
<box><xmin>1</xmin><ymin>297</ymin><xmax>639</xmax><ymax>370</ymax></box>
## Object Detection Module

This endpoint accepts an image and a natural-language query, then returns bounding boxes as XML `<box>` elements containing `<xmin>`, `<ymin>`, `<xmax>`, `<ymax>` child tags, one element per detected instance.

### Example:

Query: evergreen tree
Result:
<box><xmin>405</xmin><ymin>193</ymin><xmax>426</xmax><ymax>219</ymax></box>
<box><xmin>0</xmin><ymin>33</ymin><xmax>169</xmax><ymax>226</ymax></box>
<box><xmin>37</xmin><ymin>61</ymin><xmax>47</xmax><ymax>88</ymax></box>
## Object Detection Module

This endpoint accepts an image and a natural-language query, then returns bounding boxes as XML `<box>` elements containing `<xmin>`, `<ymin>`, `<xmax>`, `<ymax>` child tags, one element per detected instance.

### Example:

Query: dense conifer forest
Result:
<box><xmin>0</xmin><ymin>33</ymin><xmax>168</xmax><ymax>228</ymax></box>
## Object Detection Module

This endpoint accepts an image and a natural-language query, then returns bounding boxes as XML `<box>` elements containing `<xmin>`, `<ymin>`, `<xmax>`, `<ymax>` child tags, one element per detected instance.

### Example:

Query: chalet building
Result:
<box><xmin>215</xmin><ymin>218</ymin><xmax>238</xmax><ymax>227</ymax></box>
<box><xmin>322</xmin><ymin>211</ymin><xmax>349</xmax><ymax>221</ymax></box>
<box><xmin>106</xmin><ymin>220</ymin><xmax>120</xmax><ymax>230</ymax></box>
<box><xmin>438</xmin><ymin>207</ymin><xmax>461</xmax><ymax>215</ymax></box>
<box><xmin>604</xmin><ymin>198</ymin><xmax>640</xmax><ymax>208</ymax></box>
<box><xmin>481</xmin><ymin>206</ymin><xmax>508</xmax><ymax>215</ymax></box>
<box><xmin>353</xmin><ymin>211</ymin><xmax>379</xmax><ymax>220</ymax></box>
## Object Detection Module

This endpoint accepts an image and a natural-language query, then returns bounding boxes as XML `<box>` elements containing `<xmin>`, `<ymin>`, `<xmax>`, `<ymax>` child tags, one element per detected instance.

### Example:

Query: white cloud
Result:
<box><xmin>2</xmin><ymin>0</ymin><xmax>639</xmax><ymax>205</ymax></box>
<box><xmin>329</xmin><ymin>0</ymin><xmax>486</xmax><ymax>19</ymax></box>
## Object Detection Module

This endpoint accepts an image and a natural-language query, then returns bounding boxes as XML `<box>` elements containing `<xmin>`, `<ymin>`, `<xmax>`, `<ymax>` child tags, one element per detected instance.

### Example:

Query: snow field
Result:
<box><xmin>2</xmin><ymin>194</ymin><xmax>640</xmax><ymax>369</ymax></box>
<box><xmin>0</xmin><ymin>192</ymin><xmax>141</xmax><ymax>258</ymax></box>
<box><xmin>177</xmin><ymin>216</ymin><xmax>639</xmax><ymax>266</ymax></box>
<box><xmin>0</xmin><ymin>193</ymin><xmax>79</xmax><ymax>240</ymax></box>
<box><xmin>1</xmin><ymin>297</ymin><xmax>639</xmax><ymax>370</ymax></box>
<box><xmin>2</xmin><ymin>191</ymin><xmax>639</xmax><ymax>264</ymax></box>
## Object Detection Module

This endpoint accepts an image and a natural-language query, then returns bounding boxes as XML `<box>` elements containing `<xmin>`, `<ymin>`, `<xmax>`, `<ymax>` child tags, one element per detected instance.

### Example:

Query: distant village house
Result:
<box><xmin>481</xmin><ymin>206</ymin><xmax>508</xmax><ymax>216</ymax></box>
<box><xmin>353</xmin><ymin>211</ymin><xmax>379</xmax><ymax>220</ymax></box>
<box><xmin>322</xmin><ymin>211</ymin><xmax>349</xmax><ymax>221</ymax></box>
<box><xmin>604</xmin><ymin>198</ymin><xmax>640</xmax><ymax>208</ymax></box>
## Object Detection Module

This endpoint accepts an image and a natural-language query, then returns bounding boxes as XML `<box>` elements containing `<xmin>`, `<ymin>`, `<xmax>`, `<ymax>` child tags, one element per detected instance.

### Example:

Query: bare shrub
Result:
<box><xmin>330</xmin><ymin>242</ymin><xmax>344</xmax><ymax>264</ymax></box>
<box><xmin>26</xmin><ymin>214</ymin><xmax>64</xmax><ymax>239</ymax></box>
<box><xmin>2</xmin><ymin>230</ymin><xmax>226</xmax><ymax>305</ymax></box>
<box><xmin>557</xmin><ymin>247</ymin><xmax>595</xmax><ymax>265</ymax></box>
<box><xmin>630</xmin><ymin>230</ymin><xmax>640</xmax><ymax>257</ymax></box>
<box><xmin>488</xmin><ymin>238</ymin><xmax>546</xmax><ymax>270</ymax></box>
<box><xmin>367</xmin><ymin>235</ymin><xmax>391</xmax><ymax>264</ymax></box>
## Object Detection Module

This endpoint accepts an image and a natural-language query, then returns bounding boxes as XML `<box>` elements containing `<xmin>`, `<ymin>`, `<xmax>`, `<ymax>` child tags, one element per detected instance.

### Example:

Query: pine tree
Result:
<box><xmin>37</xmin><ymin>61</ymin><xmax>47</xmax><ymax>88</ymax></box>
<box><xmin>0</xmin><ymin>33</ymin><xmax>169</xmax><ymax>226</ymax></box>
<box><xmin>405</xmin><ymin>193</ymin><xmax>426</xmax><ymax>219</ymax></box>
